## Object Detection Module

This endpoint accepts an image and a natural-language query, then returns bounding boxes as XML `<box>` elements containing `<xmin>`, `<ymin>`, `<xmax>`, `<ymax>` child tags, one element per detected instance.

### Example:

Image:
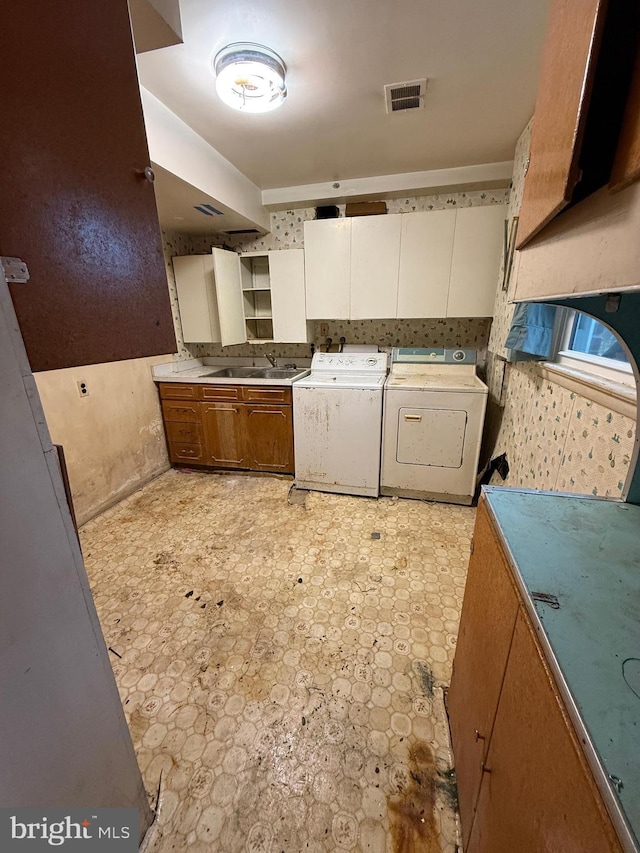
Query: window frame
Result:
<box><xmin>552</xmin><ymin>308</ymin><xmax>635</xmax><ymax>388</ymax></box>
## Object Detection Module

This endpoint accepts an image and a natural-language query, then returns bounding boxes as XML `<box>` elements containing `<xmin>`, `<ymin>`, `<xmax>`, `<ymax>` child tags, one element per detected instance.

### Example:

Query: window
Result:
<box><xmin>554</xmin><ymin>310</ymin><xmax>634</xmax><ymax>386</ymax></box>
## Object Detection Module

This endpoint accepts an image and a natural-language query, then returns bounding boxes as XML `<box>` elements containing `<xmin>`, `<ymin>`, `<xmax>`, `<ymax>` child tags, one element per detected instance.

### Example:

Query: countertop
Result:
<box><xmin>152</xmin><ymin>358</ymin><xmax>311</xmax><ymax>387</ymax></box>
<box><xmin>484</xmin><ymin>486</ymin><xmax>640</xmax><ymax>852</ymax></box>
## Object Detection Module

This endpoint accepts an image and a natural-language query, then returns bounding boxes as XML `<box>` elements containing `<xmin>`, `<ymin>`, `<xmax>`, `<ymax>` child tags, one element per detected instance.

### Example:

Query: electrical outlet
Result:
<box><xmin>320</xmin><ymin>323</ymin><xmax>329</xmax><ymax>336</ymax></box>
<box><xmin>77</xmin><ymin>380</ymin><xmax>89</xmax><ymax>398</ymax></box>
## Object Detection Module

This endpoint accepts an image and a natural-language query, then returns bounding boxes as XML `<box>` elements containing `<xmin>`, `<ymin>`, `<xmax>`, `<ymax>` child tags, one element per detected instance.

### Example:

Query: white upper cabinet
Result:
<box><xmin>269</xmin><ymin>249</ymin><xmax>308</xmax><ymax>343</ymax></box>
<box><xmin>172</xmin><ymin>254</ymin><xmax>221</xmax><ymax>344</ymax></box>
<box><xmin>303</xmin><ymin>219</ymin><xmax>351</xmax><ymax>319</ymax></box>
<box><xmin>173</xmin><ymin>248</ymin><xmax>309</xmax><ymax>346</ymax></box>
<box><xmin>211</xmin><ymin>248</ymin><xmax>247</xmax><ymax>345</ymax></box>
<box><xmin>397</xmin><ymin>210</ymin><xmax>456</xmax><ymax>318</ymax></box>
<box><xmin>447</xmin><ymin>205</ymin><xmax>506</xmax><ymax>317</ymax></box>
<box><xmin>350</xmin><ymin>215</ymin><xmax>402</xmax><ymax>319</ymax></box>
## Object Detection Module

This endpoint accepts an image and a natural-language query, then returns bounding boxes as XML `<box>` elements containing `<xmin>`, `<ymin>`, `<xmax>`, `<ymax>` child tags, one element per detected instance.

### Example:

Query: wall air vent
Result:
<box><xmin>194</xmin><ymin>204</ymin><xmax>224</xmax><ymax>216</ymax></box>
<box><xmin>224</xmin><ymin>228</ymin><xmax>260</xmax><ymax>235</ymax></box>
<box><xmin>384</xmin><ymin>78</ymin><xmax>427</xmax><ymax>114</ymax></box>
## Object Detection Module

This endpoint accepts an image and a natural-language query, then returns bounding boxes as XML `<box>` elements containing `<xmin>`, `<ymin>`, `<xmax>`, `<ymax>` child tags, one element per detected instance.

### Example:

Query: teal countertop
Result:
<box><xmin>484</xmin><ymin>487</ymin><xmax>640</xmax><ymax>852</ymax></box>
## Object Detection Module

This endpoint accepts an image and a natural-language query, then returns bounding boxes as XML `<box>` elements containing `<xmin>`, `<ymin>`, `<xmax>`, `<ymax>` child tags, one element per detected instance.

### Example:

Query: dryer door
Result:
<box><xmin>397</xmin><ymin>407</ymin><xmax>467</xmax><ymax>468</ymax></box>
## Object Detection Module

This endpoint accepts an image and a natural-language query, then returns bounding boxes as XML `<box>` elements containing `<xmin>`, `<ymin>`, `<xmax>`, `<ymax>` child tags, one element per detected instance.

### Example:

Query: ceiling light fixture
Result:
<box><xmin>213</xmin><ymin>43</ymin><xmax>287</xmax><ymax>113</ymax></box>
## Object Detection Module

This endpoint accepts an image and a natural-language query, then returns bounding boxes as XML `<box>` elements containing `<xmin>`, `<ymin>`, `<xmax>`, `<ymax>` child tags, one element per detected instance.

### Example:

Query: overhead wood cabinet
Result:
<box><xmin>516</xmin><ymin>0</ymin><xmax>640</xmax><ymax>249</ymax></box>
<box><xmin>448</xmin><ymin>491</ymin><xmax>632</xmax><ymax>853</ymax></box>
<box><xmin>173</xmin><ymin>248</ymin><xmax>309</xmax><ymax>345</ymax></box>
<box><xmin>304</xmin><ymin>206</ymin><xmax>505</xmax><ymax>321</ymax></box>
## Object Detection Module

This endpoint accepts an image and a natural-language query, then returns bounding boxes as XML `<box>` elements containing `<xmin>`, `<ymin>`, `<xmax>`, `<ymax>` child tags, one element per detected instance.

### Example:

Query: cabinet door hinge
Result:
<box><xmin>470</xmin><ymin>538</ymin><xmax>475</xmax><ymax>555</ymax></box>
<box><xmin>1</xmin><ymin>257</ymin><xmax>30</xmax><ymax>283</ymax></box>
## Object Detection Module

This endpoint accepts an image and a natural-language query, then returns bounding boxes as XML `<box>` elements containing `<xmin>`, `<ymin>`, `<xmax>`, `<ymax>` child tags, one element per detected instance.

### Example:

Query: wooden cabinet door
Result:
<box><xmin>397</xmin><ymin>210</ymin><xmax>455</xmax><ymax>318</ymax></box>
<box><xmin>350</xmin><ymin>215</ymin><xmax>402</xmax><ymax>319</ymax></box>
<box><xmin>447</xmin><ymin>205</ymin><xmax>505</xmax><ymax>317</ymax></box>
<box><xmin>201</xmin><ymin>402</ymin><xmax>247</xmax><ymax>468</ymax></box>
<box><xmin>173</xmin><ymin>255</ymin><xmax>221</xmax><ymax>344</ymax></box>
<box><xmin>610</xmin><ymin>43</ymin><xmax>640</xmax><ymax>191</ymax></box>
<box><xmin>467</xmin><ymin>613</ymin><xmax>623</xmax><ymax>853</ymax></box>
<box><xmin>269</xmin><ymin>249</ymin><xmax>309</xmax><ymax>343</ymax></box>
<box><xmin>244</xmin><ymin>405</ymin><xmax>294</xmax><ymax>473</ymax></box>
<box><xmin>447</xmin><ymin>498</ymin><xmax>520</xmax><ymax>848</ymax></box>
<box><xmin>516</xmin><ymin>0</ymin><xmax>607</xmax><ymax>248</ymax></box>
<box><xmin>303</xmin><ymin>220</ymin><xmax>351</xmax><ymax>319</ymax></box>
<box><xmin>2</xmin><ymin>0</ymin><xmax>176</xmax><ymax>371</ymax></box>
<box><xmin>210</xmin><ymin>248</ymin><xmax>246</xmax><ymax>346</ymax></box>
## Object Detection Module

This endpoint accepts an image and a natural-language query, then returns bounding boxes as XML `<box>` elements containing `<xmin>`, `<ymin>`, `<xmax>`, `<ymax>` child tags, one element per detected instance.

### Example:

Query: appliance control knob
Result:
<box><xmin>453</xmin><ymin>350</ymin><xmax>466</xmax><ymax>361</ymax></box>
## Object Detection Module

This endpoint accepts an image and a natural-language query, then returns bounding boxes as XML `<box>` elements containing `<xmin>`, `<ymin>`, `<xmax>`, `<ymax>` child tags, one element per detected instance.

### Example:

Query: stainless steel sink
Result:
<box><xmin>253</xmin><ymin>368</ymin><xmax>306</xmax><ymax>379</ymax></box>
<box><xmin>200</xmin><ymin>367</ymin><xmax>260</xmax><ymax>378</ymax></box>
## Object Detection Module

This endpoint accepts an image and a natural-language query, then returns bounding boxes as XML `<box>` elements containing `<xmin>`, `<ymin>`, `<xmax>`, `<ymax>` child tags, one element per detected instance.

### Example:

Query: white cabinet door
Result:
<box><xmin>211</xmin><ymin>247</ymin><xmax>247</xmax><ymax>346</ymax></box>
<box><xmin>303</xmin><ymin>219</ymin><xmax>351</xmax><ymax>319</ymax></box>
<box><xmin>270</xmin><ymin>249</ymin><xmax>308</xmax><ymax>343</ymax></box>
<box><xmin>447</xmin><ymin>205</ymin><xmax>506</xmax><ymax>317</ymax></box>
<box><xmin>350</xmin><ymin>215</ymin><xmax>402</xmax><ymax>319</ymax></box>
<box><xmin>397</xmin><ymin>210</ymin><xmax>456</xmax><ymax>318</ymax></box>
<box><xmin>173</xmin><ymin>254</ymin><xmax>221</xmax><ymax>343</ymax></box>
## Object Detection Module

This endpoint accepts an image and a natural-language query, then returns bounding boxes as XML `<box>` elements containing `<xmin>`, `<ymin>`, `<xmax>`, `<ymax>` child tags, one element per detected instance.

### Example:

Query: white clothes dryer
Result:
<box><xmin>381</xmin><ymin>348</ymin><xmax>488</xmax><ymax>504</ymax></box>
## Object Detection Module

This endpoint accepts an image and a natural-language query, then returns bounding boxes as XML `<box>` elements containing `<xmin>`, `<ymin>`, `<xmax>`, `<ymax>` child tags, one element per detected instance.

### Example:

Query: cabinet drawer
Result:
<box><xmin>201</xmin><ymin>384</ymin><xmax>243</xmax><ymax>401</ymax></box>
<box><xmin>159</xmin><ymin>383</ymin><xmax>200</xmax><ymax>400</ymax></box>
<box><xmin>242</xmin><ymin>386</ymin><xmax>292</xmax><ymax>404</ymax></box>
<box><xmin>165</xmin><ymin>421</ymin><xmax>203</xmax><ymax>444</ymax></box>
<box><xmin>162</xmin><ymin>400</ymin><xmax>201</xmax><ymax>422</ymax></box>
<box><xmin>169</xmin><ymin>442</ymin><xmax>205</xmax><ymax>463</ymax></box>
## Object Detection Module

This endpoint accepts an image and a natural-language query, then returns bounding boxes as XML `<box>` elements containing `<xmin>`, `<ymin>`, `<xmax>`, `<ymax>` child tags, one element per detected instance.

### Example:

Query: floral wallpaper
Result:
<box><xmin>486</xmin><ymin>121</ymin><xmax>637</xmax><ymax>499</ymax></box>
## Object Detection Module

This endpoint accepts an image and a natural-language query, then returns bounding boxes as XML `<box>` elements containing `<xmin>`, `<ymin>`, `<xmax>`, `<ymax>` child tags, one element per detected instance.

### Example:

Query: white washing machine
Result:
<box><xmin>293</xmin><ymin>351</ymin><xmax>388</xmax><ymax>497</ymax></box>
<box><xmin>381</xmin><ymin>348</ymin><xmax>488</xmax><ymax>505</ymax></box>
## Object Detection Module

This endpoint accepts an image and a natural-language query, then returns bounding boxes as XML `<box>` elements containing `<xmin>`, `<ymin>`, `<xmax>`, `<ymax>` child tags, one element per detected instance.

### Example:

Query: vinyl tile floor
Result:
<box><xmin>80</xmin><ymin>469</ymin><xmax>475</xmax><ymax>853</ymax></box>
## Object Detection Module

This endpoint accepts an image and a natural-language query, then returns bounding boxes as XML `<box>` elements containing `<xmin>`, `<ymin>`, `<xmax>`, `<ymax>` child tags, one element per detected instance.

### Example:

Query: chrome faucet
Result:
<box><xmin>265</xmin><ymin>352</ymin><xmax>277</xmax><ymax>367</ymax></box>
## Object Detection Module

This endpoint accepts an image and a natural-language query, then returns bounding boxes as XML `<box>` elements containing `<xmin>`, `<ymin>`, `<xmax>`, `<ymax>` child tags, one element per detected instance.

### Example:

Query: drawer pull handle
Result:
<box><xmin>481</xmin><ymin>762</ymin><xmax>492</xmax><ymax>774</ymax></box>
<box><xmin>404</xmin><ymin>414</ymin><xmax>422</xmax><ymax>422</ymax></box>
<box><xmin>475</xmin><ymin>729</ymin><xmax>485</xmax><ymax>742</ymax></box>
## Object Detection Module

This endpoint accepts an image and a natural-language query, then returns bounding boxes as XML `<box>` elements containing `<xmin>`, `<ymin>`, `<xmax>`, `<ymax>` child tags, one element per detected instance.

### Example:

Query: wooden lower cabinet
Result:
<box><xmin>159</xmin><ymin>383</ymin><xmax>294</xmax><ymax>474</ymax></box>
<box><xmin>449</xmin><ymin>497</ymin><xmax>623</xmax><ymax>853</ymax></box>
<box><xmin>245</xmin><ymin>405</ymin><xmax>294</xmax><ymax>472</ymax></box>
<box><xmin>447</xmin><ymin>501</ymin><xmax>520</xmax><ymax>848</ymax></box>
<box><xmin>467</xmin><ymin>613</ymin><xmax>622</xmax><ymax>853</ymax></box>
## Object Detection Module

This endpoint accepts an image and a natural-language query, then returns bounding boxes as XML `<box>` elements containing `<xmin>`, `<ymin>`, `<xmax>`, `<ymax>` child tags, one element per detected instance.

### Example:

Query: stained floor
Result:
<box><xmin>80</xmin><ymin>469</ymin><xmax>475</xmax><ymax>853</ymax></box>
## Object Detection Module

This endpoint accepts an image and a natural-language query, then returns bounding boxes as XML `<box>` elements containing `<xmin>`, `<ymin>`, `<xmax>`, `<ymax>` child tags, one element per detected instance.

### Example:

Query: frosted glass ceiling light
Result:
<box><xmin>214</xmin><ymin>43</ymin><xmax>287</xmax><ymax>113</ymax></box>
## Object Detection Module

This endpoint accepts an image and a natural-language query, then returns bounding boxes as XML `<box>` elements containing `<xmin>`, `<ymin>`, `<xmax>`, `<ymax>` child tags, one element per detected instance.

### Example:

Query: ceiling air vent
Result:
<box><xmin>194</xmin><ymin>203</ymin><xmax>224</xmax><ymax>216</ymax></box>
<box><xmin>384</xmin><ymin>79</ymin><xmax>427</xmax><ymax>114</ymax></box>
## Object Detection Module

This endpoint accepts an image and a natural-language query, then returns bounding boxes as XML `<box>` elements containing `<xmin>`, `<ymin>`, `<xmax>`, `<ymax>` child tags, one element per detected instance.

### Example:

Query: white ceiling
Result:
<box><xmin>137</xmin><ymin>0</ymin><xmax>550</xmax><ymax>195</ymax></box>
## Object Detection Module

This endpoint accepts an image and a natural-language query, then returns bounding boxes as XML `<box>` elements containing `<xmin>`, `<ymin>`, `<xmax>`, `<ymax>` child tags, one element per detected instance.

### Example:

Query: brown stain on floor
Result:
<box><xmin>388</xmin><ymin>740</ymin><xmax>441</xmax><ymax>853</ymax></box>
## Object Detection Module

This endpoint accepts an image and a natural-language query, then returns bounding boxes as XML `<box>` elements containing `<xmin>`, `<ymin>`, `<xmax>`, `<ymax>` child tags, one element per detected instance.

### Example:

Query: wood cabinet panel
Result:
<box><xmin>165</xmin><ymin>421</ymin><xmax>203</xmax><ymax>445</ymax></box>
<box><xmin>303</xmin><ymin>219</ymin><xmax>351</xmax><ymax>319</ymax></box>
<box><xmin>467</xmin><ymin>613</ymin><xmax>623</xmax><ymax>853</ymax></box>
<box><xmin>447</xmin><ymin>205</ymin><xmax>505</xmax><ymax>317</ymax></box>
<box><xmin>168</xmin><ymin>442</ymin><xmax>206</xmax><ymax>464</ymax></box>
<box><xmin>201</xmin><ymin>385</ymin><xmax>243</xmax><ymax>401</ymax></box>
<box><xmin>447</xmin><ymin>499</ymin><xmax>520</xmax><ymax>847</ymax></box>
<box><xmin>269</xmin><ymin>249</ymin><xmax>308</xmax><ymax>343</ymax></box>
<box><xmin>245</xmin><ymin>405</ymin><xmax>294</xmax><ymax>473</ymax></box>
<box><xmin>2</xmin><ymin>0</ymin><xmax>176</xmax><ymax>371</ymax></box>
<box><xmin>242</xmin><ymin>386</ymin><xmax>292</xmax><ymax>404</ymax></box>
<box><xmin>160</xmin><ymin>383</ymin><xmax>201</xmax><ymax>400</ymax></box>
<box><xmin>350</xmin><ymin>215</ymin><xmax>402</xmax><ymax>319</ymax></box>
<box><xmin>397</xmin><ymin>210</ymin><xmax>455</xmax><ymax>318</ymax></box>
<box><xmin>161</xmin><ymin>400</ymin><xmax>201</xmax><ymax>423</ymax></box>
<box><xmin>201</xmin><ymin>402</ymin><xmax>247</xmax><ymax>468</ymax></box>
<box><xmin>172</xmin><ymin>255</ymin><xmax>221</xmax><ymax>344</ymax></box>
<box><xmin>517</xmin><ymin>0</ymin><xmax>606</xmax><ymax>248</ymax></box>
<box><xmin>610</xmin><ymin>44</ymin><xmax>640</xmax><ymax>192</ymax></box>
